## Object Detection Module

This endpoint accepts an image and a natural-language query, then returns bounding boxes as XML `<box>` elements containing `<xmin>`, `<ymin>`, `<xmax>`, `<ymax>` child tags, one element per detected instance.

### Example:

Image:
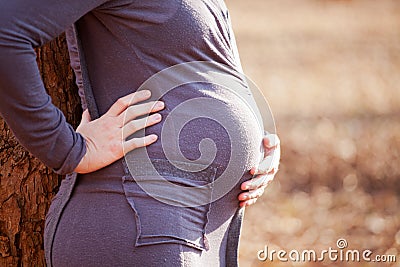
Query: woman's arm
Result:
<box><xmin>0</xmin><ymin>0</ymin><xmax>113</xmax><ymax>174</ymax></box>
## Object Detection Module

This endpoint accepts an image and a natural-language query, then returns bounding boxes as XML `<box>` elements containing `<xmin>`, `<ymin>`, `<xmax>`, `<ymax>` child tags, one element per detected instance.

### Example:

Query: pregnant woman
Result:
<box><xmin>0</xmin><ymin>0</ymin><xmax>280</xmax><ymax>266</ymax></box>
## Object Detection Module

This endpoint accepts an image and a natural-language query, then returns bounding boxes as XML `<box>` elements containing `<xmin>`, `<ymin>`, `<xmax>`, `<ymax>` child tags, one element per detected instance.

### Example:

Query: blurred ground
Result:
<box><xmin>226</xmin><ymin>0</ymin><xmax>400</xmax><ymax>266</ymax></box>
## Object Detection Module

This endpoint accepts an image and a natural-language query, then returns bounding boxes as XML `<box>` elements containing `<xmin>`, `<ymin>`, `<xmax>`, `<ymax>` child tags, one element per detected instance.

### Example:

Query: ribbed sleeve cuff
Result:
<box><xmin>52</xmin><ymin>133</ymin><xmax>87</xmax><ymax>175</ymax></box>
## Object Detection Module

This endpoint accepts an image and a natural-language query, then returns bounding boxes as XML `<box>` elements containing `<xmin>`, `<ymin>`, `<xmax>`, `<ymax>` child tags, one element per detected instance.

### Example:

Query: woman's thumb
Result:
<box><xmin>80</xmin><ymin>109</ymin><xmax>91</xmax><ymax>124</ymax></box>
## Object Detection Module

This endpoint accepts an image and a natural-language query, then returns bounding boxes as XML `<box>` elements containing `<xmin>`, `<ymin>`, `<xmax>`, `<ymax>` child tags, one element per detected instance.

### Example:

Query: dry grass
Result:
<box><xmin>226</xmin><ymin>0</ymin><xmax>400</xmax><ymax>266</ymax></box>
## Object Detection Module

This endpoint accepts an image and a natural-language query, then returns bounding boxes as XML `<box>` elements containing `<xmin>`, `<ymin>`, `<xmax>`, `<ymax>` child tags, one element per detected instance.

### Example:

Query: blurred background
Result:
<box><xmin>226</xmin><ymin>0</ymin><xmax>400</xmax><ymax>266</ymax></box>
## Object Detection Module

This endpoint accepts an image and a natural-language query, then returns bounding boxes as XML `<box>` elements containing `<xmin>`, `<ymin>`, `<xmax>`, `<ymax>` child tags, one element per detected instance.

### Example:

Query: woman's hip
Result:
<box><xmin>45</xmin><ymin>166</ymin><xmax>247</xmax><ymax>266</ymax></box>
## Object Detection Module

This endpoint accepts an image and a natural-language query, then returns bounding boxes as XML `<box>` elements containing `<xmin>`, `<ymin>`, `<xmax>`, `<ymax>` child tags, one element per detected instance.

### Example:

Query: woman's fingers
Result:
<box><xmin>238</xmin><ymin>133</ymin><xmax>281</xmax><ymax>206</ymax></box>
<box><xmin>238</xmin><ymin>173</ymin><xmax>273</xmax><ymax>206</ymax></box>
<box><xmin>121</xmin><ymin>100</ymin><xmax>164</xmax><ymax>124</ymax></box>
<box><xmin>123</xmin><ymin>134</ymin><xmax>158</xmax><ymax>153</ymax></box>
<box><xmin>106</xmin><ymin>90</ymin><xmax>152</xmax><ymax>117</ymax></box>
<box><xmin>122</xmin><ymin>113</ymin><xmax>162</xmax><ymax>139</ymax></box>
<box><xmin>250</xmin><ymin>154</ymin><xmax>278</xmax><ymax>175</ymax></box>
<box><xmin>239</xmin><ymin>198</ymin><xmax>257</xmax><ymax>207</ymax></box>
<box><xmin>250</xmin><ymin>136</ymin><xmax>281</xmax><ymax>175</ymax></box>
<box><xmin>263</xmin><ymin>133</ymin><xmax>280</xmax><ymax>150</ymax></box>
<box><xmin>241</xmin><ymin>173</ymin><xmax>274</xmax><ymax>191</ymax></box>
<box><xmin>74</xmin><ymin>90</ymin><xmax>164</xmax><ymax>174</ymax></box>
<box><xmin>238</xmin><ymin>187</ymin><xmax>265</xmax><ymax>207</ymax></box>
<box><xmin>239</xmin><ymin>187</ymin><xmax>265</xmax><ymax>201</ymax></box>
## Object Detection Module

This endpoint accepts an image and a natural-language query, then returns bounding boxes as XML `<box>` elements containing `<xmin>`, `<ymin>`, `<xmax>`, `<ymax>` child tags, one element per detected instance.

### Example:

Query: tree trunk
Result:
<box><xmin>0</xmin><ymin>34</ymin><xmax>81</xmax><ymax>266</ymax></box>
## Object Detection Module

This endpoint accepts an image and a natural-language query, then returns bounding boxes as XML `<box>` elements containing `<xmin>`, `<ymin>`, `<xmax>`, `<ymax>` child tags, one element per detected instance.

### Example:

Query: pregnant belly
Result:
<box><xmin>151</xmin><ymin>86</ymin><xmax>262</xmax><ymax>168</ymax></box>
<box><xmin>124</xmin><ymin>62</ymin><xmax>264</xmax><ymax>205</ymax></box>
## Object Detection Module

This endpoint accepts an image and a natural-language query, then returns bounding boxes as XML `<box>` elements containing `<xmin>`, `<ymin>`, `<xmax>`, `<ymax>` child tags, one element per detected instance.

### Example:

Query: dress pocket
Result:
<box><xmin>122</xmin><ymin>159</ymin><xmax>216</xmax><ymax>251</ymax></box>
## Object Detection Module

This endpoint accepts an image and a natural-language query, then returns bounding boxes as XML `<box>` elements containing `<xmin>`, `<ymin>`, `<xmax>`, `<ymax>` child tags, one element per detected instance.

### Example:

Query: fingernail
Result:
<box><xmin>242</xmin><ymin>194</ymin><xmax>249</xmax><ymax>200</ymax></box>
<box><xmin>156</xmin><ymin>101</ymin><xmax>164</xmax><ymax>108</ymax></box>
<box><xmin>150</xmin><ymin>134</ymin><xmax>158</xmax><ymax>141</ymax></box>
<box><xmin>142</xmin><ymin>90</ymin><xmax>151</xmax><ymax>97</ymax></box>
<box><xmin>154</xmin><ymin>114</ymin><xmax>162</xmax><ymax>121</ymax></box>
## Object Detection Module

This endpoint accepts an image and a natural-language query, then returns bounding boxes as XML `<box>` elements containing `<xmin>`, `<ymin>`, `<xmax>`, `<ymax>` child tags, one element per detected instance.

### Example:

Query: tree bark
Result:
<box><xmin>0</xmin><ymin>34</ymin><xmax>81</xmax><ymax>267</ymax></box>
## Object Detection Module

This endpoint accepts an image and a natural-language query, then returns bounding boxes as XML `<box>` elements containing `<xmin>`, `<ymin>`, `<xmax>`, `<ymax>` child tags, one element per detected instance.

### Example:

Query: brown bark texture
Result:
<box><xmin>0</xmin><ymin>34</ymin><xmax>81</xmax><ymax>267</ymax></box>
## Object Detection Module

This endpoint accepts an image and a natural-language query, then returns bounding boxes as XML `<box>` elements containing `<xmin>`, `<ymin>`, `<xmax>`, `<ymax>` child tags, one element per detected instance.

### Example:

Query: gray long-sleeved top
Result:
<box><xmin>0</xmin><ymin>0</ymin><xmax>260</xmax><ymax>175</ymax></box>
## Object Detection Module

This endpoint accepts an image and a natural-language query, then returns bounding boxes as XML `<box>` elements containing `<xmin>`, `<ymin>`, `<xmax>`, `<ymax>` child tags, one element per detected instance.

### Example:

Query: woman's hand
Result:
<box><xmin>74</xmin><ymin>90</ymin><xmax>164</xmax><ymax>174</ymax></box>
<box><xmin>238</xmin><ymin>133</ymin><xmax>280</xmax><ymax>207</ymax></box>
